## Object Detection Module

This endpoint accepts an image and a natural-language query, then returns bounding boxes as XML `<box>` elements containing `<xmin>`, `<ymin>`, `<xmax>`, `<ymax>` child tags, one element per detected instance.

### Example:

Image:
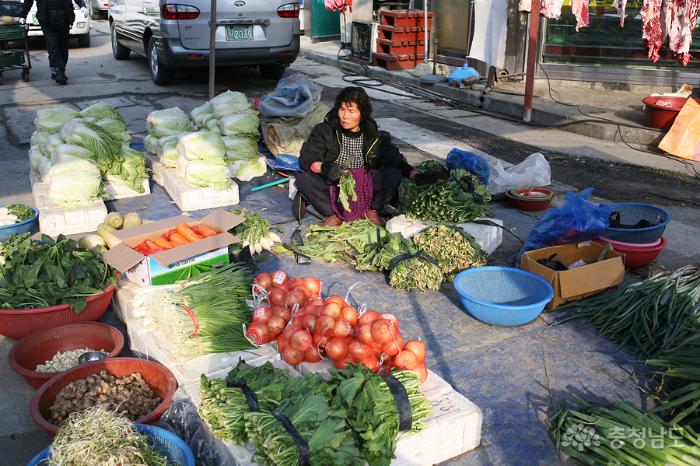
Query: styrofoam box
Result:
<box><xmin>294</xmin><ymin>360</ymin><xmax>483</xmax><ymax>465</ymax></box>
<box><xmin>386</xmin><ymin>214</ymin><xmax>503</xmax><ymax>254</ymax></box>
<box><xmin>123</xmin><ymin>304</ymin><xmax>277</xmax><ymax>387</ymax></box>
<box><xmin>103</xmin><ymin>174</ymin><xmax>151</xmax><ymax>200</ymax></box>
<box><xmin>147</xmin><ymin>155</ymin><xmax>239</xmax><ymax>212</ymax></box>
<box><xmin>31</xmin><ymin>179</ymin><xmax>107</xmax><ymax>236</ymax></box>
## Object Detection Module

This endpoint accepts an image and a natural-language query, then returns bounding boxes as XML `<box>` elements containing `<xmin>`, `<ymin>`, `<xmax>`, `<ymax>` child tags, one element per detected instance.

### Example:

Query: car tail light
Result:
<box><xmin>277</xmin><ymin>3</ymin><xmax>300</xmax><ymax>18</ymax></box>
<box><xmin>161</xmin><ymin>4</ymin><xmax>200</xmax><ymax>20</ymax></box>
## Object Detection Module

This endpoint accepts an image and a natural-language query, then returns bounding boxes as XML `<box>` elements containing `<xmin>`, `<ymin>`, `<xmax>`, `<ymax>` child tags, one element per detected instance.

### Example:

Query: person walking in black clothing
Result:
<box><xmin>21</xmin><ymin>0</ymin><xmax>87</xmax><ymax>84</ymax></box>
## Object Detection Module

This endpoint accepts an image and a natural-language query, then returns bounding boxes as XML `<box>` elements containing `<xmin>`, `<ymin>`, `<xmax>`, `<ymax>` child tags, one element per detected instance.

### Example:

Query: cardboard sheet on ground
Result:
<box><xmin>658</xmin><ymin>98</ymin><xmax>700</xmax><ymax>161</ymax></box>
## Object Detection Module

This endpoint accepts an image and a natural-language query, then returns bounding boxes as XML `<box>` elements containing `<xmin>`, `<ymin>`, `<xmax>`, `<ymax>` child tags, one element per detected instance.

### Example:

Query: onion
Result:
<box><xmin>313</xmin><ymin>326</ymin><xmax>330</xmax><ymax>348</ymax></box>
<box><xmin>252</xmin><ymin>305</ymin><xmax>272</xmax><ymax>323</ymax></box>
<box><xmin>272</xmin><ymin>270</ymin><xmax>288</xmax><ymax>286</ymax></box>
<box><xmin>304</xmin><ymin>346</ymin><xmax>323</xmax><ymax>363</ymax></box>
<box><xmin>267</xmin><ymin>315</ymin><xmax>286</xmax><ymax>337</ymax></box>
<box><xmin>269</xmin><ymin>288</ymin><xmax>286</xmax><ymax>307</ymax></box>
<box><xmin>285</xmin><ymin>290</ymin><xmax>306</xmax><ymax>309</ymax></box>
<box><xmin>302</xmin><ymin>277</ymin><xmax>321</xmax><ymax>298</ymax></box>
<box><xmin>282</xmin><ymin>347</ymin><xmax>304</xmax><ymax>365</ymax></box>
<box><xmin>414</xmin><ymin>363</ymin><xmax>428</xmax><ymax>383</ymax></box>
<box><xmin>246</xmin><ymin>322</ymin><xmax>271</xmax><ymax>345</ymax></box>
<box><xmin>277</xmin><ymin>334</ymin><xmax>287</xmax><ymax>353</ymax></box>
<box><xmin>253</xmin><ymin>273</ymin><xmax>272</xmax><ymax>290</ymax></box>
<box><xmin>358</xmin><ymin>310</ymin><xmax>381</xmax><ymax>326</ymax></box>
<box><xmin>316</xmin><ymin>315</ymin><xmax>336</xmax><ymax>333</ymax></box>
<box><xmin>404</xmin><ymin>340</ymin><xmax>426</xmax><ymax>362</ymax></box>
<box><xmin>325</xmin><ymin>295</ymin><xmax>346</xmax><ymax>307</ymax></box>
<box><xmin>321</xmin><ymin>302</ymin><xmax>341</xmax><ymax>320</ymax></box>
<box><xmin>360</xmin><ymin>355</ymin><xmax>380</xmax><ymax>372</ymax></box>
<box><xmin>382</xmin><ymin>334</ymin><xmax>404</xmax><ymax>357</ymax></box>
<box><xmin>348</xmin><ymin>339</ymin><xmax>371</xmax><ymax>362</ymax></box>
<box><xmin>394</xmin><ymin>350</ymin><xmax>418</xmax><ymax>370</ymax></box>
<box><xmin>324</xmin><ymin>337</ymin><xmax>349</xmax><ymax>361</ymax></box>
<box><xmin>333</xmin><ymin>319</ymin><xmax>352</xmax><ymax>338</ymax></box>
<box><xmin>340</xmin><ymin>306</ymin><xmax>358</xmax><ymax>327</ymax></box>
<box><xmin>371</xmin><ymin>320</ymin><xmax>394</xmax><ymax>344</ymax></box>
<box><xmin>271</xmin><ymin>305</ymin><xmax>291</xmax><ymax>322</ymax></box>
<box><xmin>356</xmin><ymin>323</ymin><xmax>375</xmax><ymax>347</ymax></box>
<box><xmin>334</xmin><ymin>355</ymin><xmax>353</xmax><ymax>369</ymax></box>
<box><xmin>301</xmin><ymin>314</ymin><xmax>318</xmax><ymax>333</ymax></box>
<box><xmin>290</xmin><ymin>330</ymin><xmax>312</xmax><ymax>352</ymax></box>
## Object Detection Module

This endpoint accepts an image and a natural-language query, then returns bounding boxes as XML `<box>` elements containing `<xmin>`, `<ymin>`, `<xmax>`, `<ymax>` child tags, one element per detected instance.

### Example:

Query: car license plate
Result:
<box><xmin>225</xmin><ymin>25</ymin><xmax>253</xmax><ymax>41</ymax></box>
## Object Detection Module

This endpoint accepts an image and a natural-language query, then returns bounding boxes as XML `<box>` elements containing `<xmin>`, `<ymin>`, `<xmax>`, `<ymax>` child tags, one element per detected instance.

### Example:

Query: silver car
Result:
<box><xmin>108</xmin><ymin>0</ymin><xmax>300</xmax><ymax>85</ymax></box>
<box><xmin>88</xmin><ymin>0</ymin><xmax>109</xmax><ymax>20</ymax></box>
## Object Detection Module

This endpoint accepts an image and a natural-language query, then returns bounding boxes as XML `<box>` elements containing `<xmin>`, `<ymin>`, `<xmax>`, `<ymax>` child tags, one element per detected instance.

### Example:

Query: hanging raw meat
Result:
<box><xmin>669</xmin><ymin>0</ymin><xmax>700</xmax><ymax>65</ymax></box>
<box><xmin>518</xmin><ymin>0</ymin><xmax>564</xmax><ymax>19</ymax></box>
<box><xmin>616</xmin><ymin>0</ymin><xmax>628</xmax><ymax>26</ymax></box>
<box><xmin>571</xmin><ymin>0</ymin><xmax>590</xmax><ymax>30</ymax></box>
<box><xmin>642</xmin><ymin>0</ymin><xmax>664</xmax><ymax>62</ymax></box>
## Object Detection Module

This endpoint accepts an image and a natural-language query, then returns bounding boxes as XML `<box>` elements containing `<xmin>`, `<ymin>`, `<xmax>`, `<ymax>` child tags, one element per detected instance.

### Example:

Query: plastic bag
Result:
<box><xmin>488</xmin><ymin>152</ymin><xmax>551</xmax><ymax>195</ymax></box>
<box><xmin>259</xmin><ymin>75</ymin><xmax>322</xmax><ymax>119</ymax></box>
<box><xmin>517</xmin><ymin>188</ymin><xmax>611</xmax><ymax>261</ymax></box>
<box><xmin>446</xmin><ymin>148</ymin><xmax>490</xmax><ymax>183</ymax></box>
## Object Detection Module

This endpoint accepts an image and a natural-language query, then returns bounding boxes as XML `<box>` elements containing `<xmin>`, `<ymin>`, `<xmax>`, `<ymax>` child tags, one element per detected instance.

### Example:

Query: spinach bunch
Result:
<box><xmin>0</xmin><ymin>234</ymin><xmax>116</xmax><ymax>312</ymax></box>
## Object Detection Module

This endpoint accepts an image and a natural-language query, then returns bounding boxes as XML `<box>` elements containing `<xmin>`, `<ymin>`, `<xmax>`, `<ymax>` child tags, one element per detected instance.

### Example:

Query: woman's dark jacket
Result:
<box><xmin>299</xmin><ymin>111</ymin><xmax>413</xmax><ymax>178</ymax></box>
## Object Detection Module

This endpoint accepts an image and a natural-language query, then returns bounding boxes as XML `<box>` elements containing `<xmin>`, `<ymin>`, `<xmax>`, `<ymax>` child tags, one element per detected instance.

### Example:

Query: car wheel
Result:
<box><xmin>78</xmin><ymin>33</ymin><xmax>91</xmax><ymax>47</ymax></box>
<box><xmin>111</xmin><ymin>24</ymin><xmax>130</xmax><ymax>60</ymax></box>
<box><xmin>148</xmin><ymin>37</ymin><xmax>173</xmax><ymax>85</ymax></box>
<box><xmin>260</xmin><ymin>63</ymin><xmax>285</xmax><ymax>80</ymax></box>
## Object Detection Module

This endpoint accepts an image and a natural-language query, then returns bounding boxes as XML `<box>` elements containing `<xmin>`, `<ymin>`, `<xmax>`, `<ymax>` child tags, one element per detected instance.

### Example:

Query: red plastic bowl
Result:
<box><xmin>642</xmin><ymin>96</ymin><xmax>697</xmax><ymax>130</ymax></box>
<box><xmin>507</xmin><ymin>188</ymin><xmax>554</xmax><ymax>211</ymax></box>
<box><xmin>8</xmin><ymin>322</ymin><xmax>125</xmax><ymax>389</ymax></box>
<box><xmin>0</xmin><ymin>285</ymin><xmax>115</xmax><ymax>341</ymax></box>
<box><xmin>597</xmin><ymin>236</ymin><xmax>668</xmax><ymax>269</ymax></box>
<box><xmin>30</xmin><ymin>357</ymin><xmax>177</xmax><ymax>436</ymax></box>
<box><xmin>598</xmin><ymin>236</ymin><xmax>662</xmax><ymax>250</ymax></box>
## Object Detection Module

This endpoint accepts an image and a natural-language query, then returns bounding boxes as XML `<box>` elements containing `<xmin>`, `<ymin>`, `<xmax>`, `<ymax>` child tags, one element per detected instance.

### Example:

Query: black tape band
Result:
<box><xmin>226</xmin><ymin>379</ymin><xmax>260</xmax><ymax>412</ymax></box>
<box><xmin>388</xmin><ymin>251</ymin><xmax>439</xmax><ymax>271</ymax></box>
<box><xmin>272</xmin><ymin>411</ymin><xmax>310</xmax><ymax>466</ymax></box>
<box><xmin>382</xmin><ymin>372</ymin><xmax>413</xmax><ymax>431</ymax></box>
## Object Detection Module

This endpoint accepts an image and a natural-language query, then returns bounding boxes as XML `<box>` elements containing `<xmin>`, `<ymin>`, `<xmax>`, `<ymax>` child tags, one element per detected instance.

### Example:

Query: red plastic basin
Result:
<box><xmin>642</xmin><ymin>96</ymin><xmax>698</xmax><ymax>130</ymax></box>
<box><xmin>30</xmin><ymin>357</ymin><xmax>178</xmax><ymax>436</ymax></box>
<box><xmin>597</xmin><ymin>236</ymin><xmax>668</xmax><ymax>269</ymax></box>
<box><xmin>506</xmin><ymin>188</ymin><xmax>554</xmax><ymax>211</ymax></box>
<box><xmin>8</xmin><ymin>322</ymin><xmax>125</xmax><ymax>389</ymax></box>
<box><xmin>0</xmin><ymin>285</ymin><xmax>115</xmax><ymax>341</ymax></box>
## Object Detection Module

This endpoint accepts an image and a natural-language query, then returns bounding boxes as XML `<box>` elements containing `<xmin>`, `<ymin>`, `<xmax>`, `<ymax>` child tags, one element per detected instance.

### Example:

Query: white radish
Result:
<box><xmin>268</xmin><ymin>232</ymin><xmax>281</xmax><ymax>243</ymax></box>
<box><xmin>255</xmin><ymin>242</ymin><xmax>263</xmax><ymax>254</ymax></box>
<box><xmin>260</xmin><ymin>237</ymin><xmax>272</xmax><ymax>251</ymax></box>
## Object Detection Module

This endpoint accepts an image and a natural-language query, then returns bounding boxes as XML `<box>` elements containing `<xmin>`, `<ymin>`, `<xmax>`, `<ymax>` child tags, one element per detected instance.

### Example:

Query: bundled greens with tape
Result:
<box><xmin>153</xmin><ymin>263</ymin><xmax>254</xmax><ymax>360</ymax></box>
<box><xmin>388</xmin><ymin>253</ymin><xmax>444</xmax><ymax>291</ymax></box>
<box><xmin>197</xmin><ymin>362</ymin><xmax>432</xmax><ymax>466</ymax></box>
<box><xmin>399</xmin><ymin>161</ymin><xmax>491</xmax><ymax>222</ymax></box>
<box><xmin>413</xmin><ymin>225</ymin><xmax>488</xmax><ymax>281</ymax></box>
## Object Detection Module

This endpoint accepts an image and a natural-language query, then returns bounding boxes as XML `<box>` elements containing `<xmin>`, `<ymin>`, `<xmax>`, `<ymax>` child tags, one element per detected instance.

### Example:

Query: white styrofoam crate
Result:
<box><xmin>31</xmin><ymin>181</ymin><xmax>107</xmax><ymax>236</ymax></box>
<box><xmin>103</xmin><ymin>174</ymin><xmax>151</xmax><ymax>200</ymax></box>
<box><xmin>147</xmin><ymin>154</ymin><xmax>239</xmax><ymax>212</ymax></box>
<box><xmin>145</xmin><ymin>153</ymin><xmax>167</xmax><ymax>186</ymax></box>
<box><xmin>386</xmin><ymin>215</ymin><xmax>503</xmax><ymax>254</ymax></box>
<box><xmin>124</xmin><ymin>306</ymin><xmax>277</xmax><ymax>388</ymax></box>
<box><xmin>286</xmin><ymin>360</ymin><xmax>482</xmax><ymax>465</ymax></box>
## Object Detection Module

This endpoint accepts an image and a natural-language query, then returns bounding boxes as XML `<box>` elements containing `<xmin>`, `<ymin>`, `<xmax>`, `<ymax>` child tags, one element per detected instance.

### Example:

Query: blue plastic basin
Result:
<box><xmin>0</xmin><ymin>206</ymin><xmax>39</xmax><ymax>242</ymax></box>
<box><xmin>453</xmin><ymin>266</ymin><xmax>554</xmax><ymax>327</ymax></box>
<box><xmin>603</xmin><ymin>203</ymin><xmax>670</xmax><ymax>244</ymax></box>
<box><xmin>26</xmin><ymin>424</ymin><xmax>195</xmax><ymax>466</ymax></box>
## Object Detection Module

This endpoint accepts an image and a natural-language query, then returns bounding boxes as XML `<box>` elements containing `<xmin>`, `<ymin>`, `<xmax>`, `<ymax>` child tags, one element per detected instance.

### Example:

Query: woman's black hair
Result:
<box><xmin>334</xmin><ymin>87</ymin><xmax>372</xmax><ymax>122</ymax></box>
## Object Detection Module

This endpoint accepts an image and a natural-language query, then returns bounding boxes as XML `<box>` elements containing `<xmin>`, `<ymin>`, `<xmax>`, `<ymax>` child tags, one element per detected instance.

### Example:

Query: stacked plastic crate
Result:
<box><xmin>374</xmin><ymin>9</ymin><xmax>433</xmax><ymax>71</ymax></box>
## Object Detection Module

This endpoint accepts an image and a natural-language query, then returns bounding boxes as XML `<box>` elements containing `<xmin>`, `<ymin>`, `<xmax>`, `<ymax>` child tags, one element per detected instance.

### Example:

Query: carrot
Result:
<box><xmin>169</xmin><ymin>232</ymin><xmax>189</xmax><ymax>246</ymax></box>
<box><xmin>163</xmin><ymin>228</ymin><xmax>178</xmax><ymax>241</ymax></box>
<box><xmin>145</xmin><ymin>240</ymin><xmax>165</xmax><ymax>253</ymax></box>
<box><xmin>134</xmin><ymin>241</ymin><xmax>151</xmax><ymax>256</ymax></box>
<box><xmin>176</xmin><ymin>223</ymin><xmax>201</xmax><ymax>242</ymax></box>
<box><xmin>153</xmin><ymin>236</ymin><xmax>174</xmax><ymax>250</ymax></box>
<box><xmin>191</xmin><ymin>223</ymin><xmax>220</xmax><ymax>238</ymax></box>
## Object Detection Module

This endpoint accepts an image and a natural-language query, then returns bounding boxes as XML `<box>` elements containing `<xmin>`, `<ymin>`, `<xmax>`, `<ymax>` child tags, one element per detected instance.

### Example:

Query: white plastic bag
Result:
<box><xmin>488</xmin><ymin>152</ymin><xmax>551</xmax><ymax>195</ymax></box>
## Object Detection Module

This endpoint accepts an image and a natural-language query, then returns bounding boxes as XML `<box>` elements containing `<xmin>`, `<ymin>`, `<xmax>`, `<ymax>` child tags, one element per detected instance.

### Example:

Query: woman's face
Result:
<box><xmin>338</xmin><ymin>101</ymin><xmax>362</xmax><ymax>132</ymax></box>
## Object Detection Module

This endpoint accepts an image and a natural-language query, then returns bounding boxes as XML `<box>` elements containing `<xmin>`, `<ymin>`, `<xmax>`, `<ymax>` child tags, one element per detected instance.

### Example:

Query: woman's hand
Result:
<box><xmin>311</xmin><ymin>162</ymin><xmax>323</xmax><ymax>174</ymax></box>
<box><xmin>409</xmin><ymin>169</ymin><xmax>417</xmax><ymax>180</ymax></box>
<box><xmin>320</xmin><ymin>162</ymin><xmax>344</xmax><ymax>183</ymax></box>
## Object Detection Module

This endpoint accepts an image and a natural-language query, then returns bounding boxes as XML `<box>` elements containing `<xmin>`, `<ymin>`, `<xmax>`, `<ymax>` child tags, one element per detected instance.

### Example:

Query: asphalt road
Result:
<box><xmin>1</xmin><ymin>19</ymin><xmax>699</xmax><ymax>465</ymax></box>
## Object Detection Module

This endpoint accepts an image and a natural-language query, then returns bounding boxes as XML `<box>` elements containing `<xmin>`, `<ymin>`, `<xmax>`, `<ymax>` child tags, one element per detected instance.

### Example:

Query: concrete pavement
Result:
<box><xmin>1</xmin><ymin>20</ymin><xmax>699</xmax><ymax>466</ymax></box>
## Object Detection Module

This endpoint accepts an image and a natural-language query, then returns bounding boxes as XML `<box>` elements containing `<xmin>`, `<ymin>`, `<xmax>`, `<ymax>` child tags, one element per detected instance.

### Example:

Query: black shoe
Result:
<box><xmin>55</xmin><ymin>68</ymin><xmax>67</xmax><ymax>85</ymax></box>
<box><xmin>50</xmin><ymin>68</ymin><xmax>57</xmax><ymax>80</ymax></box>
